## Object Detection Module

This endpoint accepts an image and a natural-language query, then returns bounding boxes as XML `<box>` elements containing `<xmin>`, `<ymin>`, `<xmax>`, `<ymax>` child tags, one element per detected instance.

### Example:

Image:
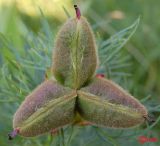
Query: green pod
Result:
<box><xmin>52</xmin><ymin>17</ymin><xmax>98</xmax><ymax>89</ymax></box>
<box><xmin>80</xmin><ymin>78</ymin><xmax>147</xmax><ymax>116</ymax></box>
<box><xmin>13</xmin><ymin>80</ymin><xmax>77</xmax><ymax>137</ymax></box>
<box><xmin>77</xmin><ymin>78</ymin><xmax>148</xmax><ymax>128</ymax></box>
<box><xmin>10</xmin><ymin>5</ymin><xmax>150</xmax><ymax>140</ymax></box>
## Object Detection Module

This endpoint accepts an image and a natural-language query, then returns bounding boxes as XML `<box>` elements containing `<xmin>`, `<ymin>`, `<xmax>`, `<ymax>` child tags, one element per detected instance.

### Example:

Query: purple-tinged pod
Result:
<box><xmin>77</xmin><ymin>78</ymin><xmax>148</xmax><ymax>128</ymax></box>
<box><xmin>52</xmin><ymin>7</ymin><xmax>98</xmax><ymax>89</ymax></box>
<box><xmin>13</xmin><ymin>80</ymin><xmax>77</xmax><ymax>137</ymax></box>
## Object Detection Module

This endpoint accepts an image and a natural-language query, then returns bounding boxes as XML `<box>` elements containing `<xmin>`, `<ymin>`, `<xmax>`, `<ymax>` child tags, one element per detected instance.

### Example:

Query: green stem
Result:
<box><xmin>60</xmin><ymin>128</ymin><xmax>65</xmax><ymax>146</ymax></box>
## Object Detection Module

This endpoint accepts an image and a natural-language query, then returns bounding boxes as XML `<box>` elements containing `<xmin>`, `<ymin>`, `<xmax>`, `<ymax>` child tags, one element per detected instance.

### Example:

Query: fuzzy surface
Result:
<box><xmin>13</xmin><ymin>79</ymin><xmax>77</xmax><ymax>136</ymax></box>
<box><xmin>77</xmin><ymin>91</ymin><xmax>145</xmax><ymax>128</ymax></box>
<box><xmin>52</xmin><ymin>17</ymin><xmax>98</xmax><ymax>89</ymax></box>
<box><xmin>80</xmin><ymin>78</ymin><xmax>147</xmax><ymax>116</ymax></box>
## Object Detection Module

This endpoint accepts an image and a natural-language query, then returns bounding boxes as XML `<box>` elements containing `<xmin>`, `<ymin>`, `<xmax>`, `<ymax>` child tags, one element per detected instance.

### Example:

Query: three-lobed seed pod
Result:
<box><xmin>10</xmin><ymin>5</ymin><xmax>149</xmax><ymax>139</ymax></box>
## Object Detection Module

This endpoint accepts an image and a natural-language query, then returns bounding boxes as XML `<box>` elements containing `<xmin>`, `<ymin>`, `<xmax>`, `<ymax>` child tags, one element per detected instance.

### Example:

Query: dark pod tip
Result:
<box><xmin>143</xmin><ymin>115</ymin><xmax>156</xmax><ymax>125</ymax></box>
<box><xmin>8</xmin><ymin>128</ymin><xmax>20</xmax><ymax>140</ymax></box>
<box><xmin>8</xmin><ymin>135</ymin><xmax>13</xmax><ymax>140</ymax></box>
<box><xmin>74</xmin><ymin>4</ymin><xmax>81</xmax><ymax>19</ymax></box>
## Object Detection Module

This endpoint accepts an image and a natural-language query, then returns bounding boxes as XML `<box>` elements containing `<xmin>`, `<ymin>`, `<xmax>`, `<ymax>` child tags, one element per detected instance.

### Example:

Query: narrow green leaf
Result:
<box><xmin>99</xmin><ymin>17</ymin><xmax>140</xmax><ymax>66</ymax></box>
<box><xmin>62</xmin><ymin>6</ymin><xmax>71</xmax><ymax>18</ymax></box>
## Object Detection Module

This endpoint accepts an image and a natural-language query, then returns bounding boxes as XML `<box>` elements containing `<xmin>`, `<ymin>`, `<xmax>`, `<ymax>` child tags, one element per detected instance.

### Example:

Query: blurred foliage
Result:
<box><xmin>0</xmin><ymin>0</ymin><xmax>160</xmax><ymax>146</ymax></box>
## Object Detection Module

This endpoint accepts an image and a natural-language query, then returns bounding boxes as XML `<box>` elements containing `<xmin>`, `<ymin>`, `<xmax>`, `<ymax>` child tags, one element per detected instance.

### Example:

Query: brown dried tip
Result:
<box><xmin>74</xmin><ymin>5</ymin><xmax>81</xmax><ymax>19</ymax></box>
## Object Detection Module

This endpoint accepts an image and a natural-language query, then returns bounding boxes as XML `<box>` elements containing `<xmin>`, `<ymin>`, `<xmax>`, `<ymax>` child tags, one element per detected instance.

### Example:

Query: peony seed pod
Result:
<box><xmin>13</xmin><ymin>80</ymin><xmax>77</xmax><ymax>137</ymax></box>
<box><xmin>52</xmin><ymin>7</ymin><xmax>98</xmax><ymax>89</ymax></box>
<box><xmin>77</xmin><ymin>78</ymin><xmax>148</xmax><ymax>128</ymax></box>
<box><xmin>9</xmin><ymin>5</ymin><xmax>150</xmax><ymax>140</ymax></box>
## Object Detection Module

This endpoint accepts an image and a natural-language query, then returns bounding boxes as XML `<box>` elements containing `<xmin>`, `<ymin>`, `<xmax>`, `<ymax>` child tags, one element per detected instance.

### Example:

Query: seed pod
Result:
<box><xmin>77</xmin><ymin>78</ymin><xmax>148</xmax><ymax>128</ymax></box>
<box><xmin>13</xmin><ymin>80</ymin><xmax>77</xmax><ymax>137</ymax></box>
<box><xmin>52</xmin><ymin>12</ymin><xmax>98</xmax><ymax>89</ymax></box>
<box><xmin>10</xmin><ymin>5</ymin><xmax>150</xmax><ymax>140</ymax></box>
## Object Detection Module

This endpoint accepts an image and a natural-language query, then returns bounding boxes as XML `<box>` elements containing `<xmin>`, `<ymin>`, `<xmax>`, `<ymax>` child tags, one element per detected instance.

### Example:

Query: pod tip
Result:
<box><xmin>74</xmin><ymin>5</ymin><xmax>81</xmax><ymax>20</ymax></box>
<box><xmin>143</xmin><ymin>115</ymin><xmax>156</xmax><ymax>124</ymax></box>
<box><xmin>8</xmin><ymin>128</ymin><xmax>20</xmax><ymax>140</ymax></box>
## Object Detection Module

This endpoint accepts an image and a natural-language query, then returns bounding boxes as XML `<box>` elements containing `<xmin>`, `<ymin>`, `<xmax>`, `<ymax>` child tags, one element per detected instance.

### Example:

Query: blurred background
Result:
<box><xmin>0</xmin><ymin>0</ymin><xmax>159</xmax><ymax>146</ymax></box>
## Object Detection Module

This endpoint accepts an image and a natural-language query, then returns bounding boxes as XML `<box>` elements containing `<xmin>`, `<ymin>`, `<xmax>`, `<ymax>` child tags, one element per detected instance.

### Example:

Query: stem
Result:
<box><xmin>66</xmin><ymin>126</ymin><xmax>74</xmax><ymax>145</ymax></box>
<box><xmin>60</xmin><ymin>128</ymin><xmax>65</xmax><ymax>146</ymax></box>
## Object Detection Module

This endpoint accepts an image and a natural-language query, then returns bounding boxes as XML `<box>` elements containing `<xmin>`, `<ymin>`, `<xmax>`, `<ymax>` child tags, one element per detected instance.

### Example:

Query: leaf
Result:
<box><xmin>62</xmin><ymin>6</ymin><xmax>71</xmax><ymax>18</ymax></box>
<box><xmin>99</xmin><ymin>17</ymin><xmax>140</xmax><ymax>63</ymax></box>
<box><xmin>98</xmin><ymin>17</ymin><xmax>140</xmax><ymax>79</ymax></box>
